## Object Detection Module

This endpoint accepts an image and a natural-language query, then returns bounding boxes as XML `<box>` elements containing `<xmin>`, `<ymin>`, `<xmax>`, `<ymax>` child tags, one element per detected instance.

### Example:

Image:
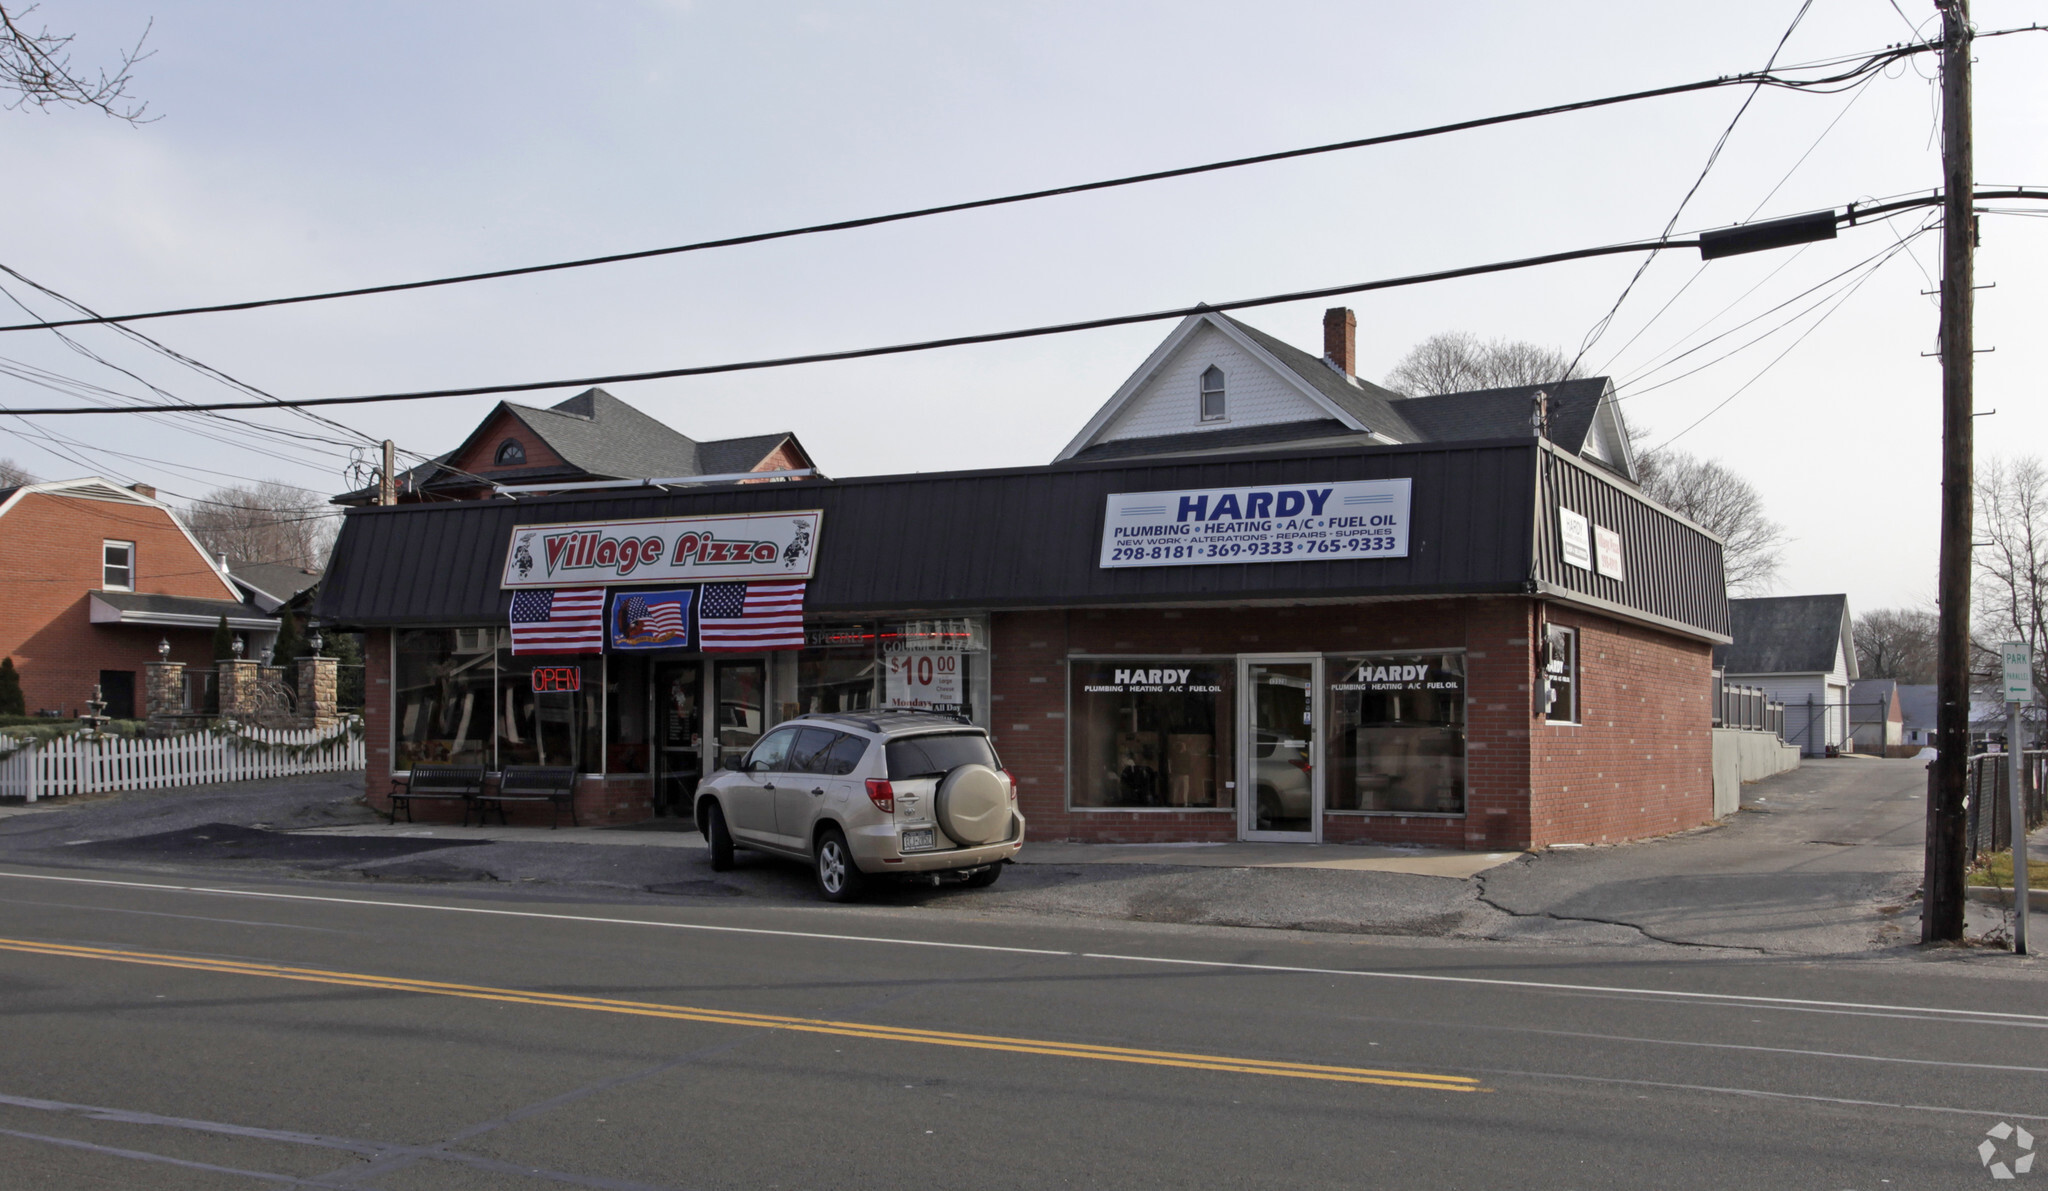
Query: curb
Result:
<box><xmin>1966</xmin><ymin>885</ymin><xmax>2048</xmax><ymax>911</ymax></box>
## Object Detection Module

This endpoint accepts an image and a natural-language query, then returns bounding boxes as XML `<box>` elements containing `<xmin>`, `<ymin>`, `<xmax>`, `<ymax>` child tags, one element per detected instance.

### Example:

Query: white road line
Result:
<box><xmin>2</xmin><ymin>867</ymin><xmax>2040</xmax><ymax>1026</ymax></box>
<box><xmin>1477</xmin><ymin>1068</ymin><xmax>2048</xmax><ymax>1123</ymax></box>
<box><xmin>1079</xmin><ymin>952</ymin><xmax>2048</xmax><ymax>1024</ymax></box>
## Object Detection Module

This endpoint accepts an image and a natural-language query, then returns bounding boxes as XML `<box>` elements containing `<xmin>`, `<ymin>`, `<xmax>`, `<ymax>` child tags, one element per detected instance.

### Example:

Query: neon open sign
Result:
<box><xmin>531</xmin><ymin>666</ymin><xmax>582</xmax><ymax>693</ymax></box>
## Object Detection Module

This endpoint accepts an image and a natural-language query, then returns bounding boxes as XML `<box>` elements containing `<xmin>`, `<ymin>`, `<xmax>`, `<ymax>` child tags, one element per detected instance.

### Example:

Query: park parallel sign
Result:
<box><xmin>501</xmin><ymin>510</ymin><xmax>822</xmax><ymax>588</ymax></box>
<box><xmin>1099</xmin><ymin>479</ymin><xmax>1411</xmax><ymax>568</ymax></box>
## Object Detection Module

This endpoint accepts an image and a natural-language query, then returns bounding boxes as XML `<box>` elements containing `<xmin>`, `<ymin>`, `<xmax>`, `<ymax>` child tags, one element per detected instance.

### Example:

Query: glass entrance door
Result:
<box><xmin>653</xmin><ymin>662</ymin><xmax>703</xmax><ymax>817</ymax></box>
<box><xmin>1240</xmin><ymin>657</ymin><xmax>1320</xmax><ymax>841</ymax></box>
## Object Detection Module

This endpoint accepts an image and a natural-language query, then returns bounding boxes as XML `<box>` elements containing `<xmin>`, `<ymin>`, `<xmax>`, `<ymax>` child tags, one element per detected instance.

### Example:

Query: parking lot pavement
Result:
<box><xmin>0</xmin><ymin>760</ymin><xmax>2006</xmax><ymax>953</ymax></box>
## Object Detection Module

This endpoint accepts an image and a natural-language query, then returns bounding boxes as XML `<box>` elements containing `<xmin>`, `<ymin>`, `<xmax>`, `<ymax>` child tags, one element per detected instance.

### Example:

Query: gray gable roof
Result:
<box><xmin>1073</xmin><ymin>313</ymin><xmax>1620</xmax><ymax>467</ymax></box>
<box><xmin>1896</xmin><ymin>683</ymin><xmax>1937</xmax><ymax>729</ymax></box>
<box><xmin>1395</xmin><ymin>377</ymin><xmax>1608</xmax><ymax>455</ymax></box>
<box><xmin>1071</xmin><ymin>418</ymin><xmax>1360</xmax><ymax>462</ymax></box>
<box><xmin>1714</xmin><ymin>595</ymin><xmax>1852</xmax><ymax>674</ymax></box>
<box><xmin>229</xmin><ymin>561</ymin><xmax>324</xmax><ymax>607</ymax></box>
<box><xmin>333</xmin><ymin>388</ymin><xmax>804</xmax><ymax>503</ymax></box>
<box><xmin>1218</xmin><ymin>315</ymin><xmax>1423</xmax><ymax>442</ymax></box>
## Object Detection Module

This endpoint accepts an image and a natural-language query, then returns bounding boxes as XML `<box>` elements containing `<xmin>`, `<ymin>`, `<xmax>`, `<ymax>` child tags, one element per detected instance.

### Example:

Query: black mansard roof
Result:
<box><xmin>315</xmin><ymin>439</ymin><xmax>1729</xmax><ymax>642</ymax></box>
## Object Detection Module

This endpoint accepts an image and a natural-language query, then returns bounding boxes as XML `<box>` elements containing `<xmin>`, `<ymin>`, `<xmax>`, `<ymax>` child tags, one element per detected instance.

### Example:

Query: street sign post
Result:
<box><xmin>1999</xmin><ymin>641</ymin><xmax>2032</xmax><ymax>955</ymax></box>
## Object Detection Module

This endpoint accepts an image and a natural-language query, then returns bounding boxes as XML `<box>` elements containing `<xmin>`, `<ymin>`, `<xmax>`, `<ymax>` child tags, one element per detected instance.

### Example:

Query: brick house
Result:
<box><xmin>0</xmin><ymin>477</ymin><xmax>277</xmax><ymax>718</ymax></box>
<box><xmin>333</xmin><ymin>386</ymin><xmax>814</xmax><ymax>505</ymax></box>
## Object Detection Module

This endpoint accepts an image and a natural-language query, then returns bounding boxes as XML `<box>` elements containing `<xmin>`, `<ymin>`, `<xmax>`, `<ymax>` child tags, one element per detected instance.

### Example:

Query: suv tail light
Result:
<box><xmin>865</xmin><ymin>779</ymin><xmax>895</xmax><ymax>814</ymax></box>
<box><xmin>1290</xmin><ymin>759</ymin><xmax>1312</xmax><ymax>774</ymax></box>
<box><xmin>1001</xmin><ymin>768</ymin><xmax>1017</xmax><ymax>800</ymax></box>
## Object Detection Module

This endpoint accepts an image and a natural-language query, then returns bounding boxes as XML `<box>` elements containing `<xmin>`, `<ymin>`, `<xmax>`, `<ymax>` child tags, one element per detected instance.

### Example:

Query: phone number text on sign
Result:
<box><xmin>1099</xmin><ymin>479</ymin><xmax>1412</xmax><ymax>569</ymax></box>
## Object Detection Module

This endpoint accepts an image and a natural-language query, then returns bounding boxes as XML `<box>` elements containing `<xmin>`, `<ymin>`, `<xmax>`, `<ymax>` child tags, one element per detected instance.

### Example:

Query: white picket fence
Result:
<box><xmin>0</xmin><ymin>721</ymin><xmax>365</xmax><ymax>802</ymax></box>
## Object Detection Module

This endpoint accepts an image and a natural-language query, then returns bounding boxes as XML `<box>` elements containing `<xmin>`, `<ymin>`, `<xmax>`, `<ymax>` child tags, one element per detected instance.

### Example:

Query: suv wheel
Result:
<box><xmin>703</xmin><ymin>800</ymin><xmax>734</xmax><ymax>872</ymax></box>
<box><xmin>814</xmin><ymin>826</ymin><xmax>864</xmax><ymax>902</ymax></box>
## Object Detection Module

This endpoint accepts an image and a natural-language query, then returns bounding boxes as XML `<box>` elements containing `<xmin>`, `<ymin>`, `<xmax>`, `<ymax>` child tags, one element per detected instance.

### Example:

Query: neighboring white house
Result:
<box><xmin>1053</xmin><ymin>306</ymin><xmax>1639</xmax><ymax>477</ymax></box>
<box><xmin>1715</xmin><ymin>595</ymin><xmax>1858</xmax><ymax>757</ymax></box>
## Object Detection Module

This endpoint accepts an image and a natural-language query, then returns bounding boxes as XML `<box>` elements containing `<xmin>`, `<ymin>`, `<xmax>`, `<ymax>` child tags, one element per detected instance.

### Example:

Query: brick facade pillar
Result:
<box><xmin>216</xmin><ymin>659</ymin><xmax>262</xmax><ymax>719</ymax></box>
<box><xmin>296</xmin><ymin>656</ymin><xmax>339</xmax><ymax>730</ymax></box>
<box><xmin>145</xmin><ymin>661</ymin><xmax>186</xmax><ymax>725</ymax></box>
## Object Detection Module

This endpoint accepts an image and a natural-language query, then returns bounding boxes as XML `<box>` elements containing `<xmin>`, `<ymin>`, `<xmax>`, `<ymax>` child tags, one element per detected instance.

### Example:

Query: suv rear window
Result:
<box><xmin>886</xmin><ymin>732</ymin><xmax>998</xmax><ymax>779</ymax></box>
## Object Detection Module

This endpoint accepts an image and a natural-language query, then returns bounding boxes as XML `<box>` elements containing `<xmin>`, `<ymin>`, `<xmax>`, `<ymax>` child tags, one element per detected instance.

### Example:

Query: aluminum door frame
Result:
<box><xmin>1237</xmin><ymin>653</ymin><xmax>1323</xmax><ymax>843</ymax></box>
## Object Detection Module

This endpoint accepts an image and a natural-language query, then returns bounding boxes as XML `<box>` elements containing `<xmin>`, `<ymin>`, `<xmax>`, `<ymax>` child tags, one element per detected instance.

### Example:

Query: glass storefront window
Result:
<box><xmin>797</xmin><ymin>618</ymin><xmax>991</xmax><ymax>727</ymax></box>
<box><xmin>497</xmin><ymin>647</ymin><xmax>601</xmax><ymax>772</ymax></box>
<box><xmin>1069</xmin><ymin>660</ymin><xmax>1235</xmax><ymax>809</ymax></box>
<box><xmin>1326</xmin><ymin>653</ymin><xmax>1466</xmax><ymax>814</ymax></box>
<box><xmin>799</xmin><ymin>623</ymin><xmax>882</xmax><ymax>716</ymax></box>
<box><xmin>394</xmin><ymin>629</ymin><xmax>496</xmax><ymax>770</ymax></box>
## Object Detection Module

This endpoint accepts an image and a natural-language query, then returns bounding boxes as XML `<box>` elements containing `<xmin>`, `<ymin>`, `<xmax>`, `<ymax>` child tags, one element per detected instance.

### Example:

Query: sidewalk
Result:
<box><xmin>288</xmin><ymin>819</ymin><xmax>1521</xmax><ymax>877</ymax></box>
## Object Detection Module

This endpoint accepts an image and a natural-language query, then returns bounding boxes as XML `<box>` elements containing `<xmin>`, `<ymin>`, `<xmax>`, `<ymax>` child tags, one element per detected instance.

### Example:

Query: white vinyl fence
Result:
<box><xmin>0</xmin><ymin>721</ymin><xmax>365</xmax><ymax>802</ymax></box>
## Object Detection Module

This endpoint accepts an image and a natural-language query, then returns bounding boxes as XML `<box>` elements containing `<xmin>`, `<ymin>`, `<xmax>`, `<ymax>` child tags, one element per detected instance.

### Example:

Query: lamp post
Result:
<box><xmin>157</xmin><ymin>637</ymin><xmax>170</xmax><ymax>660</ymax></box>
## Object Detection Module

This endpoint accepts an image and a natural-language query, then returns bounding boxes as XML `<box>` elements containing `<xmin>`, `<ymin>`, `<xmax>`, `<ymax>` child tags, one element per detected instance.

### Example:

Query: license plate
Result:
<box><xmin>900</xmin><ymin>828</ymin><xmax>936</xmax><ymax>852</ymax></box>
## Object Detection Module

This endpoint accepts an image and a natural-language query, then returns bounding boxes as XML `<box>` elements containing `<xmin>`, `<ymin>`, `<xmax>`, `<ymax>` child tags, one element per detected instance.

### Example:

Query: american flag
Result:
<box><xmin>698</xmin><ymin>580</ymin><xmax>807</xmax><ymax>651</ymax></box>
<box><xmin>509</xmin><ymin>587</ymin><xmax>606</xmax><ymax>655</ymax></box>
<box><xmin>614</xmin><ymin>590</ymin><xmax>691</xmax><ymax>648</ymax></box>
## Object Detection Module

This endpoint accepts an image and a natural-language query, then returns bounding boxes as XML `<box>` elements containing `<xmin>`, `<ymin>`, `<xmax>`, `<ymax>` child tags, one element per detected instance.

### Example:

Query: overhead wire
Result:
<box><xmin>1560</xmin><ymin>1</ymin><xmax>1816</xmax><ymax>385</ymax></box>
<box><xmin>1644</xmin><ymin>230</ymin><xmax>1923</xmax><ymax>453</ymax></box>
<box><xmin>0</xmin><ymin>37</ymin><xmax>1954</xmax><ymax>336</ymax></box>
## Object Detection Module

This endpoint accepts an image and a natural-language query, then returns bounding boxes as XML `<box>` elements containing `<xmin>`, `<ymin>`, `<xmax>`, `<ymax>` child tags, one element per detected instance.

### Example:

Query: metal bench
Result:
<box><xmin>478</xmin><ymin>764</ymin><xmax>580</xmax><ymax>828</ymax></box>
<box><xmin>388</xmin><ymin>764</ymin><xmax>486</xmax><ymax>825</ymax></box>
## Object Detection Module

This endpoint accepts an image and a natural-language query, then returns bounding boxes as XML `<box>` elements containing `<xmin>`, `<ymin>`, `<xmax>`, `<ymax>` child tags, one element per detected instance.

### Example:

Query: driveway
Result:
<box><xmin>1477</xmin><ymin>757</ymin><xmax>1933</xmax><ymax>953</ymax></box>
<box><xmin>0</xmin><ymin>759</ymin><xmax>1986</xmax><ymax>954</ymax></box>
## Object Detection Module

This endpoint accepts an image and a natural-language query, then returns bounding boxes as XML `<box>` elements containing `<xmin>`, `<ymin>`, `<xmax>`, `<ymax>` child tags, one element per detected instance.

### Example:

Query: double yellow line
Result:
<box><xmin>0</xmin><ymin>935</ymin><xmax>1482</xmax><ymax>1092</ymax></box>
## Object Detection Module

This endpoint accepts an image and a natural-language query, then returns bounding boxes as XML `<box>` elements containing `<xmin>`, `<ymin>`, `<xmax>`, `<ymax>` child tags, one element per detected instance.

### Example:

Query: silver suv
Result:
<box><xmin>694</xmin><ymin>710</ymin><xmax>1024</xmax><ymax>901</ymax></box>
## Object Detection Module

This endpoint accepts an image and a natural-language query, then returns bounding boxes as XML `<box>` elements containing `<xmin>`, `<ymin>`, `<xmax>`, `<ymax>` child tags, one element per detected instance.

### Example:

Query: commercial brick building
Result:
<box><xmin>314</xmin><ymin>309</ymin><xmax>1729</xmax><ymax>851</ymax></box>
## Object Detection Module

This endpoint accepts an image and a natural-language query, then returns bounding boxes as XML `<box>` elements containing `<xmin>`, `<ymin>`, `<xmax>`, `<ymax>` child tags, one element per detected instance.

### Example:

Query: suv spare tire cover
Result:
<box><xmin>935</xmin><ymin>764</ymin><xmax>1009</xmax><ymax>846</ymax></box>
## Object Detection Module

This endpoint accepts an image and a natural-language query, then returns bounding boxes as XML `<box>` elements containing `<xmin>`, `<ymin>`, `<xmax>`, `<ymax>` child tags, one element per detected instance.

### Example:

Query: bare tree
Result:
<box><xmin>1384</xmin><ymin>332</ymin><xmax>1582</xmax><ymax>396</ymax></box>
<box><xmin>1636</xmin><ymin>449</ymin><xmax>1787</xmax><ymax>594</ymax></box>
<box><xmin>1855</xmin><ymin>607</ymin><xmax>1938</xmax><ymax>684</ymax></box>
<box><xmin>184</xmin><ymin>481</ymin><xmax>340</xmax><ymax>570</ymax></box>
<box><xmin>1974</xmin><ymin>454</ymin><xmax>2048</xmax><ymax>696</ymax></box>
<box><xmin>0</xmin><ymin>3</ymin><xmax>153</xmax><ymax>121</ymax></box>
<box><xmin>0</xmin><ymin>457</ymin><xmax>32</xmax><ymax>487</ymax></box>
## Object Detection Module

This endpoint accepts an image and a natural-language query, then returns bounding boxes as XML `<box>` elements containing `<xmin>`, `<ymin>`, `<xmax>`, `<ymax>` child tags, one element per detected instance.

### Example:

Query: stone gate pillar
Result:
<box><xmin>296</xmin><ymin>656</ymin><xmax>340</xmax><ymax>731</ymax></box>
<box><xmin>145</xmin><ymin>661</ymin><xmax>185</xmax><ymax>726</ymax></box>
<box><xmin>216</xmin><ymin>660</ymin><xmax>262</xmax><ymax>719</ymax></box>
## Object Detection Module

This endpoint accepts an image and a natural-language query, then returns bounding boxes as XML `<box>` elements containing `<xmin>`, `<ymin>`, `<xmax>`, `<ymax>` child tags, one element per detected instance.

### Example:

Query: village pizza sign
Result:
<box><xmin>501</xmin><ymin>510</ymin><xmax>822</xmax><ymax>588</ymax></box>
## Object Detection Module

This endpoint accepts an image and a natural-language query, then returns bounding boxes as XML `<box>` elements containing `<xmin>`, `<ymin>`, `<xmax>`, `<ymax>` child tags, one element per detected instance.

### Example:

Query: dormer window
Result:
<box><xmin>494</xmin><ymin>438</ymin><xmax>526</xmax><ymax>466</ymax></box>
<box><xmin>1199</xmin><ymin>365</ymin><xmax>1226</xmax><ymax>422</ymax></box>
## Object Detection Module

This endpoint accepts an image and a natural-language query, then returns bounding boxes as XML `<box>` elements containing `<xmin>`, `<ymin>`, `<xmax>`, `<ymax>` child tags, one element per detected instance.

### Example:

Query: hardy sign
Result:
<box><xmin>1099</xmin><ymin>479</ymin><xmax>1411</xmax><ymax>569</ymax></box>
<box><xmin>502</xmin><ymin>510</ymin><xmax>821</xmax><ymax>588</ymax></box>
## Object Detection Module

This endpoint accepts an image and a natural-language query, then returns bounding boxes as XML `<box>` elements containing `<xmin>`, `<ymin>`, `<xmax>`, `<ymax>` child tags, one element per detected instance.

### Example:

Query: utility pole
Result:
<box><xmin>378</xmin><ymin>439</ymin><xmax>396</xmax><ymax>507</ymax></box>
<box><xmin>1924</xmin><ymin>0</ymin><xmax>1975</xmax><ymax>943</ymax></box>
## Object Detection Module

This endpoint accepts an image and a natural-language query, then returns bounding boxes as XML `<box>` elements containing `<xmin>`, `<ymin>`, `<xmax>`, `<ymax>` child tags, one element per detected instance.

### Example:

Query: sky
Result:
<box><xmin>3</xmin><ymin>0</ymin><xmax>2046</xmax><ymax>620</ymax></box>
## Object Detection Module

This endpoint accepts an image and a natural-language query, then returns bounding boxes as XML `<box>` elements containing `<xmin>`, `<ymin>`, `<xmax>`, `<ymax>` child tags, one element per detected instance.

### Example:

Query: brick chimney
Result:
<box><xmin>1323</xmin><ymin>307</ymin><xmax>1356</xmax><ymax>378</ymax></box>
<box><xmin>129</xmin><ymin>482</ymin><xmax>156</xmax><ymax>499</ymax></box>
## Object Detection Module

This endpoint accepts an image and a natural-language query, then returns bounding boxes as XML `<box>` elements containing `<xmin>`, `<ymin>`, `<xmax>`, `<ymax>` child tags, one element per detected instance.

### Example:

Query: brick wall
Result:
<box><xmin>990</xmin><ymin>597</ymin><xmax>1712</xmax><ymax>850</ymax></box>
<box><xmin>0</xmin><ymin>490</ymin><xmax>241</xmax><ymax>714</ymax></box>
<box><xmin>1527</xmin><ymin>605</ymin><xmax>1715</xmax><ymax>847</ymax></box>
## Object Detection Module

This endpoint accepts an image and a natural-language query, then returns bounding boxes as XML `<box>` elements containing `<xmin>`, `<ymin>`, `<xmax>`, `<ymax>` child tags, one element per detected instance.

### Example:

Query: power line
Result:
<box><xmin>1</xmin><ymin>189</ymin><xmax>2039</xmax><ymax>419</ymax></box>
<box><xmin>0</xmin><ymin>43</ymin><xmax>1939</xmax><ymax>336</ymax></box>
<box><xmin>1561</xmin><ymin>1</ymin><xmax>1816</xmax><ymax>384</ymax></box>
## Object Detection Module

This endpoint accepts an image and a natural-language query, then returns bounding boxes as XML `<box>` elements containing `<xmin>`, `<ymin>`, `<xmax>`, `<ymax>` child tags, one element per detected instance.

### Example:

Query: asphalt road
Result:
<box><xmin>0</xmin><ymin>857</ymin><xmax>2041</xmax><ymax>1189</ymax></box>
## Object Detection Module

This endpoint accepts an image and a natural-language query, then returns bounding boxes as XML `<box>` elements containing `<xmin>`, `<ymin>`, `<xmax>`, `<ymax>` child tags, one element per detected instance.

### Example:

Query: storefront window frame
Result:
<box><xmin>389</xmin><ymin>627</ymin><xmax>615</xmax><ymax>778</ymax></box>
<box><xmin>1063</xmin><ymin>654</ymin><xmax>1239</xmax><ymax>815</ymax></box>
<box><xmin>1321</xmin><ymin>646</ymin><xmax>1469</xmax><ymax>819</ymax></box>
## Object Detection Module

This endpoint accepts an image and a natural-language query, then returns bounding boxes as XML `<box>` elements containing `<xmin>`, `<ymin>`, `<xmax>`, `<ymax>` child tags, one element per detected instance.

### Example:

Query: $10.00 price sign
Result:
<box><xmin>886</xmin><ymin>651</ymin><xmax>963</xmax><ymax>711</ymax></box>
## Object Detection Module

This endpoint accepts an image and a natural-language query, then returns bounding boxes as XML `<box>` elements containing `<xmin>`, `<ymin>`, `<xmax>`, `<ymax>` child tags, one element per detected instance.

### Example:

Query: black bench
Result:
<box><xmin>477</xmin><ymin>764</ymin><xmax>579</xmax><ymax>828</ymax></box>
<box><xmin>388</xmin><ymin>764</ymin><xmax>486</xmax><ymax>825</ymax></box>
